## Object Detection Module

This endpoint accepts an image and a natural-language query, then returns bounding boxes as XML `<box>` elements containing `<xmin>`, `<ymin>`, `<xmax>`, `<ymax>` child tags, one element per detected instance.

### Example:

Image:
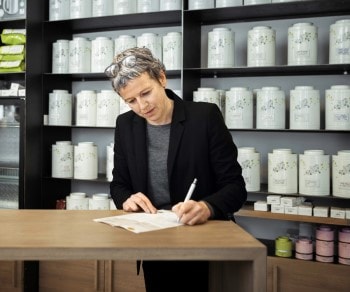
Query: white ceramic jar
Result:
<box><xmin>325</xmin><ymin>85</ymin><xmax>350</xmax><ymax>130</ymax></box>
<box><xmin>329</xmin><ymin>19</ymin><xmax>350</xmax><ymax>64</ymax></box>
<box><xmin>48</xmin><ymin>89</ymin><xmax>72</xmax><ymax>126</ymax></box>
<box><xmin>256</xmin><ymin>86</ymin><xmax>285</xmax><ymax>129</ymax></box>
<box><xmin>96</xmin><ymin>90</ymin><xmax>120</xmax><ymax>127</ymax></box>
<box><xmin>113</xmin><ymin>0</ymin><xmax>137</xmax><ymax>14</ymax></box>
<box><xmin>216</xmin><ymin>0</ymin><xmax>242</xmax><ymax>7</ymax></box>
<box><xmin>137</xmin><ymin>32</ymin><xmax>162</xmax><ymax>61</ymax></box>
<box><xmin>114</xmin><ymin>35</ymin><xmax>137</xmax><ymax>56</ymax></box>
<box><xmin>49</xmin><ymin>0</ymin><xmax>70</xmax><ymax>20</ymax></box>
<box><xmin>74</xmin><ymin>142</ymin><xmax>98</xmax><ymax>180</ymax></box>
<box><xmin>89</xmin><ymin>194</ymin><xmax>110</xmax><ymax>210</ymax></box>
<box><xmin>299</xmin><ymin>150</ymin><xmax>330</xmax><ymax>196</ymax></box>
<box><xmin>208</xmin><ymin>27</ymin><xmax>234</xmax><ymax>68</ymax></box>
<box><xmin>69</xmin><ymin>37</ymin><xmax>91</xmax><ymax>73</ymax></box>
<box><xmin>289</xmin><ymin>85</ymin><xmax>320</xmax><ymax>130</ymax></box>
<box><xmin>268</xmin><ymin>148</ymin><xmax>298</xmax><ymax>194</ymax></box>
<box><xmin>188</xmin><ymin>0</ymin><xmax>214</xmax><ymax>10</ymax></box>
<box><xmin>52</xmin><ymin>39</ymin><xmax>69</xmax><ymax>73</ymax></box>
<box><xmin>70</xmin><ymin>0</ymin><xmax>92</xmax><ymax>19</ymax></box>
<box><xmin>160</xmin><ymin>0</ymin><xmax>182</xmax><ymax>10</ymax></box>
<box><xmin>332</xmin><ymin>150</ymin><xmax>350</xmax><ymax>198</ymax></box>
<box><xmin>162</xmin><ymin>32</ymin><xmax>182</xmax><ymax>70</ymax></box>
<box><xmin>225</xmin><ymin>87</ymin><xmax>253</xmax><ymax>129</ymax></box>
<box><xmin>237</xmin><ymin>147</ymin><xmax>261</xmax><ymax>192</ymax></box>
<box><xmin>193</xmin><ymin>87</ymin><xmax>222</xmax><ymax>112</ymax></box>
<box><xmin>92</xmin><ymin>0</ymin><xmax>114</xmax><ymax>17</ymax></box>
<box><xmin>66</xmin><ymin>192</ymin><xmax>89</xmax><ymax>210</ymax></box>
<box><xmin>90</xmin><ymin>37</ymin><xmax>114</xmax><ymax>73</ymax></box>
<box><xmin>288</xmin><ymin>22</ymin><xmax>318</xmax><ymax>65</ymax></box>
<box><xmin>75</xmin><ymin>90</ymin><xmax>97</xmax><ymax>126</ymax></box>
<box><xmin>52</xmin><ymin>141</ymin><xmax>74</xmax><ymax>178</ymax></box>
<box><xmin>247</xmin><ymin>26</ymin><xmax>276</xmax><ymax>67</ymax></box>
<box><xmin>137</xmin><ymin>0</ymin><xmax>160</xmax><ymax>12</ymax></box>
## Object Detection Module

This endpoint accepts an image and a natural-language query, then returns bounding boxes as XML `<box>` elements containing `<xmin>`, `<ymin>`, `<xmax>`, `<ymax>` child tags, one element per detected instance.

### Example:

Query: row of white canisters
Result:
<box><xmin>49</xmin><ymin>0</ymin><xmax>182</xmax><ymax>20</ymax></box>
<box><xmin>208</xmin><ymin>20</ymin><xmax>350</xmax><ymax>68</ymax></box>
<box><xmin>269</xmin><ymin>149</ymin><xmax>350</xmax><ymax>197</ymax></box>
<box><xmin>237</xmin><ymin>147</ymin><xmax>350</xmax><ymax>198</ymax></box>
<box><xmin>48</xmin><ymin>89</ymin><xmax>128</xmax><ymax>127</ymax></box>
<box><xmin>199</xmin><ymin>85</ymin><xmax>350</xmax><ymax>130</ymax></box>
<box><xmin>52</xmin><ymin>32</ymin><xmax>182</xmax><ymax>73</ymax></box>
<box><xmin>52</xmin><ymin>141</ymin><xmax>115</xmax><ymax>181</ymax></box>
<box><xmin>66</xmin><ymin>192</ymin><xmax>116</xmax><ymax>210</ymax></box>
<box><xmin>52</xmin><ymin>141</ymin><xmax>98</xmax><ymax>180</ymax></box>
<box><xmin>188</xmin><ymin>0</ymin><xmax>310</xmax><ymax>9</ymax></box>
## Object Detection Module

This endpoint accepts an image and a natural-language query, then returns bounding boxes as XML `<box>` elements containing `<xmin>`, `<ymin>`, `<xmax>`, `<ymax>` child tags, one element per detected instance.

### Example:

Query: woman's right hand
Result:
<box><xmin>122</xmin><ymin>192</ymin><xmax>157</xmax><ymax>214</ymax></box>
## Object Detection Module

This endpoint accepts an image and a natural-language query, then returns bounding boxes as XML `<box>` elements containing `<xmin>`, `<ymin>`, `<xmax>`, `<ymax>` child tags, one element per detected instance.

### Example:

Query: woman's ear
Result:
<box><xmin>159</xmin><ymin>71</ymin><xmax>167</xmax><ymax>88</ymax></box>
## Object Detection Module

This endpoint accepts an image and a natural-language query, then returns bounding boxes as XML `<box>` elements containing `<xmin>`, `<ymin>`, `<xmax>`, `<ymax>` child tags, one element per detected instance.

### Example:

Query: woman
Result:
<box><xmin>105</xmin><ymin>47</ymin><xmax>247</xmax><ymax>292</ymax></box>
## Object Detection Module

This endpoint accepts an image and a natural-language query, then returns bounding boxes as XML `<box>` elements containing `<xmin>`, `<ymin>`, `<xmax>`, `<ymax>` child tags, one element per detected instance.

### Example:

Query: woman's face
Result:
<box><xmin>119</xmin><ymin>72</ymin><xmax>172</xmax><ymax>125</ymax></box>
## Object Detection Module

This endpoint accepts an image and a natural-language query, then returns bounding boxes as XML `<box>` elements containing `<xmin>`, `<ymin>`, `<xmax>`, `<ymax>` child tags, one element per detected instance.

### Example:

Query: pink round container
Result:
<box><xmin>296</xmin><ymin>252</ymin><xmax>313</xmax><ymax>260</ymax></box>
<box><xmin>316</xmin><ymin>225</ymin><xmax>334</xmax><ymax>241</ymax></box>
<box><xmin>338</xmin><ymin>241</ymin><xmax>350</xmax><ymax>259</ymax></box>
<box><xmin>316</xmin><ymin>254</ymin><xmax>334</xmax><ymax>263</ymax></box>
<box><xmin>296</xmin><ymin>238</ymin><xmax>313</xmax><ymax>252</ymax></box>
<box><xmin>339</xmin><ymin>227</ymin><xmax>350</xmax><ymax>243</ymax></box>
<box><xmin>316</xmin><ymin>239</ymin><xmax>334</xmax><ymax>257</ymax></box>
<box><xmin>339</xmin><ymin>256</ymin><xmax>350</xmax><ymax>265</ymax></box>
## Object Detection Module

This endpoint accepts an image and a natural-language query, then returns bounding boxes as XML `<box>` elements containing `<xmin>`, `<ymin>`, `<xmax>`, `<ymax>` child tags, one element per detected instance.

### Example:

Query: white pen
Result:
<box><xmin>177</xmin><ymin>178</ymin><xmax>197</xmax><ymax>222</ymax></box>
<box><xmin>184</xmin><ymin>178</ymin><xmax>197</xmax><ymax>202</ymax></box>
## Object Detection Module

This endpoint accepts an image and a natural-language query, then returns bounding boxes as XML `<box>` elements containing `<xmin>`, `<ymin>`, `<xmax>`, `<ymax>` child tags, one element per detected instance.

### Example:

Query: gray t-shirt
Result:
<box><xmin>146</xmin><ymin>123</ymin><xmax>171</xmax><ymax>209</ymax></box>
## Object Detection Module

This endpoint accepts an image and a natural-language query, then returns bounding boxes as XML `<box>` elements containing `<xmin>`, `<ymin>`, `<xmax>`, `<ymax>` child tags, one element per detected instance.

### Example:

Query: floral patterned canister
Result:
<box><xmin>247</xmin><ymin>26</ymin><xmax>276</xmax><ymax>67</ymax></box>
<box><xmin>208</xmin><ymin>27</ymin><xmax>234</xmax><ymax>68</ymax></box>
<box><xmin>325</xmin><ymin>85</ymin><xmax>350</xmax><ymax>130</ymax></box>
<box><xmin>52</xmin><ymin>141</ymin><xmax>74</xmax><ymax>178</ymax></box>
<box><xmin>268</xmin><ymin>148</ymin><xmax>298</xmax><ymax>194</ymax></box>
<box><xmin>238</xmin><ymin>147</ymin><xmax>261</xmax><ymax>191</ymax></box>
<box><xmin>256</xmin><ymin>86</ymin><xmax>285</xmax><ymax>129</ymax></box>
<box><xmin>289</xmin><ymin>85</ymin><xmax>320</xmax><ymax>130</ymax></box>
<box><xmin>332</xmin><ymin>150</ymin><xmax>350</xmax><ymax>198</ymax></box>
<box><xmin>288</xmin><ymin>22</ymin><xmax>318</xmax><ymax>65</ymax></box>
<box><xmin>225</xmin><ymin>87</ymin><xmax>253</xmax><ymax>129</ymax></box>
<box><xmin>329</xmin><ymin>19</ymin><xmax>350</xmax><ymax>64</ymax></box>
<box><xmin>299</xmin><ymin>150</ymin><xmax>330</xmax><ymax>196</ymax></box>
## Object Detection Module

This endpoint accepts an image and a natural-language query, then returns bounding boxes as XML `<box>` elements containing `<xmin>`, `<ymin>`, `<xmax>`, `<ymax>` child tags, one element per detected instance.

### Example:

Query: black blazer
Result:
<box><xmin>110</xmin><ymin>89</ymin><xmax>247</xmax><ymax>219</ymax></box>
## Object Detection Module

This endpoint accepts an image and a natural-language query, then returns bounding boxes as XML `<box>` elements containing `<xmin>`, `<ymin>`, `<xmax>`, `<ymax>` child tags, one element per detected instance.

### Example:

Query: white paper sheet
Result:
<box><xmin>94</xmin><ymin>210</ymin><xmax>183</xmax><ymax>233</ymax></box>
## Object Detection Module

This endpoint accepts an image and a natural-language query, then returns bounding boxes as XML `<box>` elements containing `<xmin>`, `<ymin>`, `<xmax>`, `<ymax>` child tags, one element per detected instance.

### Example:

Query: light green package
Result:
<box><xmin>0</xmin><ymin>45</ymin><xmax>25</xmax><ymax>55</ymax></box>
<box><xmin>0</xmin><ymin>54</ymin><xmax>25</xmax><ymax>61</ymax></box>
<box><xmin>0</xmin><ymin>60</ymin><xmax>25</xmax><ymax>72</ymax></box>
<box><xmin>1</xmin><ymin>29</ymin><xmax>26</xmax><ymax>45</ymax></box>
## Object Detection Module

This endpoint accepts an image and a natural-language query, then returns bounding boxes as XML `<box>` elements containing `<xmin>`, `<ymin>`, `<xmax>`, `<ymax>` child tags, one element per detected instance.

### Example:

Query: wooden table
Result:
<box><xmin>0</xmin><ymin>210</ymin><xmax>266</xmax><ymax>292</ymax></box>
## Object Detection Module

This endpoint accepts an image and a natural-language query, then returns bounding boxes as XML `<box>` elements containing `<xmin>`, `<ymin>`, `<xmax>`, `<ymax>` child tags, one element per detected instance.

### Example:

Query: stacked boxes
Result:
<box><xmin>0</xmin><ymin>29</ymin><xmax>26</xmax><ymax>73</ymax></box>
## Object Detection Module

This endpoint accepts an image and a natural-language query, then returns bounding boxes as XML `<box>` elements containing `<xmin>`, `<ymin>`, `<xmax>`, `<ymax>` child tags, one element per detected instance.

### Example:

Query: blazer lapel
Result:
<box><xmin>168</xmin><ymin>96</ymin><xmax>185</xmax><ymax>180</ymax></box>
<box><xmin>132</xmin><ymin>116</ymin><xmax>148</xmax><ymax>192</ymax></box>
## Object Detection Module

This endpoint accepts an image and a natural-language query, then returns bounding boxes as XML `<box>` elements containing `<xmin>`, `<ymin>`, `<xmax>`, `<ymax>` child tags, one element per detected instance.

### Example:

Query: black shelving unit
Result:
<box><xmin>41</xmin><ymin>7</ymin><xmax>182</xmax><ymax>209</ymax></box>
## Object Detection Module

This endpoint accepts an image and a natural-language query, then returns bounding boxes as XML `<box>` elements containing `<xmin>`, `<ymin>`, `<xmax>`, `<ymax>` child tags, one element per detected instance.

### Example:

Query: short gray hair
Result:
<box><xmin>105</xmin><ymin>47</ymin><xmax>166</xmax><ymax>94</ymax></box>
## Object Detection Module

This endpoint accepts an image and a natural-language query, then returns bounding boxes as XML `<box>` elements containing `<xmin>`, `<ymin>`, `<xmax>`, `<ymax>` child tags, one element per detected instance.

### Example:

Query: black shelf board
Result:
<box><xmin>44</xmin><ymin>70</ymin><xmax>181</xmax><ymax>81</ymax></box>
<box><xmin>0</xmin><ymin>18</ymin><xmax>25</xmax><ymax>27</ymax></box>
<box><xmin>43</xmin><ymin>10</ymin><xmax>182</xmax><ymax>33</ymax></box>
<box><xmin>185</xmin><ymin>0</ymin><xmax>350</xmax><ymax>24</ymax></box>
<box><xmin>43</xmin><ymin>125</ymin><xmax>114</xmax><ymax>129</ymax></box>
<box><xmin>43</xmin><ymin>174</ymin><xmax>109</xmax><ymax>183</ymax></box>
<box><xmin>184</xmin><ymin>64</ymin><xmax>350</xmax><ymax>78</ymax></box>
<box><xmin>228</xmin><ymin>128</ymin><xmax>350</xmax><ymax>133</ymax></box>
